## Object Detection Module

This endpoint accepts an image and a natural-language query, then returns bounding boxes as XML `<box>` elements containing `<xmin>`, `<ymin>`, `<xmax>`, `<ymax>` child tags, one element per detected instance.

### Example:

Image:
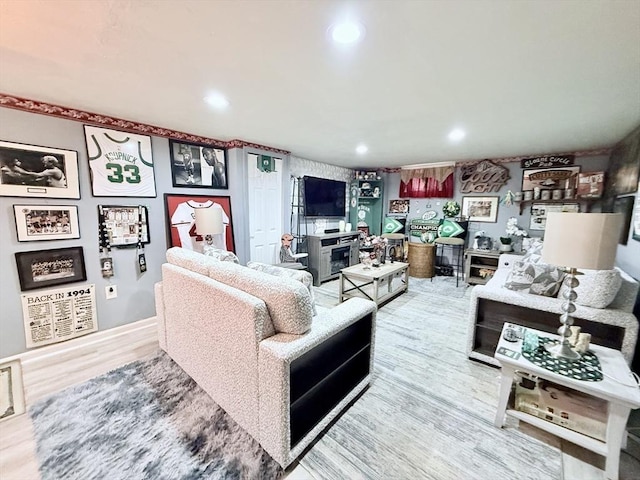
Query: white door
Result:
<box><xmin>247</xmin><ymin>154</ymin><xmax>283</xmax><ymax>263</ymax></box>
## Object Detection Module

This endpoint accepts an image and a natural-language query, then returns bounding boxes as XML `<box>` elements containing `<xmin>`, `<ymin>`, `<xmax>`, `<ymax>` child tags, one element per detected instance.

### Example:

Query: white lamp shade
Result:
<box><xmin>194</xmin><ymin>206</ymin><xmax>224</xmax><ymax>236</ymax></box>
<box><xmin>542</xmin><ymin>213</ymin><xmax>622</xmax><ymax>270</ymax></box>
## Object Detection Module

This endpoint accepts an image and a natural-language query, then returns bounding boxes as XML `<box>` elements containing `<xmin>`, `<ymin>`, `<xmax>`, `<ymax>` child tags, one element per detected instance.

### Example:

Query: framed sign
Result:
<box><xmin>0</xmin><ymin>359</ymin><xmax>25</xmax><ymax>421</ymax></box>
<box><xmin>13</xmin><ymin>204</ymin><xmax>80</xmax><ymax>242</ymax></box>
<box><xmin>98</xmin><ymin>205</ymin><xmax>149</xmax><ymax>247</ymax></box>
<box><xmin>461</xmin><ymin>196</ymin><xmax>499</xmax><ymax>223</ymax></box>
<box><xmin>0</xmin><ymin>140</ymin><xmax>80</xmax><ymax>199</ymax></box>
<box><xmin>522</xmin><ymin>166</ymin><xmax>580</xmax><ymax>193</ymax></box>
<box><xmin>164</xmin><ymin>194</ymin><xmax>235</xmax><ymax>253</ymax></box>
<box><xmin>15</xmin><ymin>246</ymin><xmax>87</xmax><ymax>291</ymax></box>
<box><xmin>84</xmin><ymin>125</ymin><xmax>157</xmax><ymax>197</ymax></box>
<box><xmin>169</xmin><ymin>140</ymin><xmax>228</xmax><ymax>189</ymax></box>
<box><xmin>389</xmin><ymin>199</ymin><xmax>409</xmax><ymax>214</ymax></box>
<box><xmin>606</xmin><ymin>126</ymin><xmax>640</xmax><ymax>197</ymax></box>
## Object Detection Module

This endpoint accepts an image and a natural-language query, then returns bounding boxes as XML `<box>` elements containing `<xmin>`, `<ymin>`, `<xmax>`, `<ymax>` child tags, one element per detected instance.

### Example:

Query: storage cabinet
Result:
<box><xmin>464</xmin><ymin>249</ymin><xmax>501</xmax><ymax>285</ymax></box>
<box><xmin>307</xmin><ymin>232</ymin><xmax>361</xmax><ymax>286</ymax></box>
<box><xmin>349</xmin><ymin>179</ymin><xmax>384</xmax><ymax>236</ymax></box>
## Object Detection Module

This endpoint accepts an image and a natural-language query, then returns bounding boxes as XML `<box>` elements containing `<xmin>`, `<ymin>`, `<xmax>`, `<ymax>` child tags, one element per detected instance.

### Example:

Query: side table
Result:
<box><xmin>494</xmin><ymin>323</ymin><xmax>640</xmax><ymax>480</ymax></box>
<box><xmin>407</xmin><ymin>242</ymin><xmax>435</xmax><ymax>278</ymax></box>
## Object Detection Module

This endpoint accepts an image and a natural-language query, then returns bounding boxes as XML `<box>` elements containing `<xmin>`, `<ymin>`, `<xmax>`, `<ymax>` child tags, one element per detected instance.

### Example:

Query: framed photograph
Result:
<box><xmin>389</xmin><ymin>199</ymin><xmax>409</xmax><ymax>214</ymax></box>
<box><xmin>613</xmin><ymin>195</ymin><xmax>635</xmax><ymax>245</ymax></box>
<box><xmin>164</xmin><ymin>194</ymin><xmax>235</xmax><ymax>253</ymax></box>
<box><xmin>0</xmin><ymin>140</ymin><xmax>80</xmax><ymax>199</ymax></box>
<box><xmin>13</xmin><ymin>204</ymin><xmax>80</xmax><ymax>242</ymax></box>
<box><xmin>522</xmin><ymin>166</ymin><xmax>580</xmax><ymax>193</ymax></box>
<box><xmin>84</xmin><ymin>125</ymin><xmax>156</xmax><ymax>197</ymax></box>
<box><xmin>15</xmin><ymin>246</ymin><xmax>87</xmax><ymax>291</ymax></box>
<box><xmin>461</xmin><ymin>196</ymin><xmax>499</xmax><ymax>223</ymax></box>
<box><xmin>606</xmin><ymin>127</ymin><xmax>639</xmax><ymax>197</ymax></box>
<box><xmin>634</xmin><ymin>192</ymin><xmax>640</xmax><ymax>242</ymax></box>
<box><xmin>529</xmin><ymin>203</ymin><xmax>580</xmax><ymax>231</ymax></box>
<box><xmin>169</xmin><ymin>140</ymin><xmax>228</xmax><ymax>189</ymax></box>
<box><xmin>0</xmin><ymin>359</ymin><xmax>25</xmax><ymax>422</ymax></box>
<box><xmin>98</xmin><ymin>205</ymin><xmax>149</xmax><ymax>247</ymax></box>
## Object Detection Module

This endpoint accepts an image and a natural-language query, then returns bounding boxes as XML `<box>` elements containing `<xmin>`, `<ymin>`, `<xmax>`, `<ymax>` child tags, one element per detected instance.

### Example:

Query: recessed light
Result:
<box><xmin>329</xmin><ymin>21</ymin><xmax>365</xmax><ymax>44</ymax></box>
<box><xmin>448</xmin><ymin>128</ymin><xmax>466</xmax><ymax>142</ymax></box>
<box><xmin>204</xmin><ymin>93</ymin><xmax>230</xmax><ymax>110</ymax></box>
<box><xmin>356</xmin><ymin>144</ymin><xmax>368</xmax><ymax>155</ymax></box>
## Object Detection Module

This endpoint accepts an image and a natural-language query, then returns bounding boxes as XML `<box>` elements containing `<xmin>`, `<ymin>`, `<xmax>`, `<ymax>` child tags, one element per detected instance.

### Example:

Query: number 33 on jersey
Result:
<box><xmin>84</xmin><ymin>125</ymin><xmax>157</xmax><ymax>197</ymax></box>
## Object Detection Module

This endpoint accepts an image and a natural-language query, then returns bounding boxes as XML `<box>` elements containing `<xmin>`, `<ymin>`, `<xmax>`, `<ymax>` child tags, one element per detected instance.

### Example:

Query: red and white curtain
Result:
<box><xmin>399</xmin><ymin>166</ymin><xmax>455</xmax><ymax>198</ymax></box>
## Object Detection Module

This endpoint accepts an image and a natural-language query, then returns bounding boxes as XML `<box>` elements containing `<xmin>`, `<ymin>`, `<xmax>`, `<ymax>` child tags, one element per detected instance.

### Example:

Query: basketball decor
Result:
<box><xmin>84</xmin><ymin>125</ymin><xmax>156</xmax><ymax>197</ymax></box>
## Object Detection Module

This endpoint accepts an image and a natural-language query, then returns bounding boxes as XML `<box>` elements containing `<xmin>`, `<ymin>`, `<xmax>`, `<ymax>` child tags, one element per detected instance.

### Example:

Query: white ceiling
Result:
<box><xmin>1</xmin><ymin>0</ymin><xmax>639</xmax><ymax>169</ymax></box>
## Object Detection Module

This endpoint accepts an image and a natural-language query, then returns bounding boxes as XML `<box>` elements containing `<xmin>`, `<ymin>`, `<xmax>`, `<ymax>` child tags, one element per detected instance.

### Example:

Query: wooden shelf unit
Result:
<box><xmin>516</xmin><ymin>198</ymin><xmax>598</xmax><ymax>215</ymax></box>
<box><xmin>464</xmin><ymin>249</ymin><xmax>501</xmax><ymax>285</ymax></box>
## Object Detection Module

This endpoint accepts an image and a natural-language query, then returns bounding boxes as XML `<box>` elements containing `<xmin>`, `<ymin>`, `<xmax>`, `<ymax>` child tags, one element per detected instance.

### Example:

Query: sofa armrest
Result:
<box><xmin>497</xmin><ymin>253</ymin><xmax>522</xmax><ymax>270</ymax></box>
<box><xmin>257</xmin><ymin>297</ymin><xmax>376</xmax><ymax>467</ymax></box>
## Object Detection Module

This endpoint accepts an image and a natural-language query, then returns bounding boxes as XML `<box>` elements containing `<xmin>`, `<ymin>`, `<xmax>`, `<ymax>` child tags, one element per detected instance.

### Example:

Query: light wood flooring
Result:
<box><xmin>1</xmin><ymin>281</ymin><xmax>638</xmax><ymax>480</ymax></box>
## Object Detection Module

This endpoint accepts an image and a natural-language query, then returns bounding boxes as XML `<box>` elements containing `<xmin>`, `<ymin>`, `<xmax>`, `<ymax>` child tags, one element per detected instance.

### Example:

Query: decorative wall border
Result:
<box><xmin>0</xmin><ymin>93</ymin><xmax>290</xmax><ymax>155</ymax></box>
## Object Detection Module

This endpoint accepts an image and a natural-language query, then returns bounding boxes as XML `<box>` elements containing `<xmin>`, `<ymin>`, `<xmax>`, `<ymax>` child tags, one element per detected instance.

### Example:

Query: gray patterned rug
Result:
<box><xmin>30</xmin><ymin>353</ymin><xmax>283</xmax><ymax>480</ymax></box>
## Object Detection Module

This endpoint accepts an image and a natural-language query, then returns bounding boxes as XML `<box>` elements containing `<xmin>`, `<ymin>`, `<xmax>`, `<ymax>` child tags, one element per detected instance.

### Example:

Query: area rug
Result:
<box><xmin>29</xmin><ymin>352</ymin><xmax>283</xmax><ymax>480</ymax></box>
<box><xmin>408</xmin><ymin>275</ymin><xmax>469</xmax><ymax>298</ymax></box>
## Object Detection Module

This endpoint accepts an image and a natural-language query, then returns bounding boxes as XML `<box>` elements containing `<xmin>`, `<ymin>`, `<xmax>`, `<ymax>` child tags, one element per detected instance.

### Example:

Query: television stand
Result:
<box><xmin>307</xmin><ymin>232</ymin><xmax>361</xmax><ymax>286</ymax></box>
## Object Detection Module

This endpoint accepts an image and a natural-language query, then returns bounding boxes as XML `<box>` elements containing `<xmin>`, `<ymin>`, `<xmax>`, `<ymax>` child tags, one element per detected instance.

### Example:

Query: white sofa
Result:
<box><xmin>154</xmin><ymin>247</ymin><xmax>377</xmax><ymax>467</ymax></box>
<box><xmin>467</xmin><ymin>253</ymin><xmax>639</xmax><ymax>366</ymax></box>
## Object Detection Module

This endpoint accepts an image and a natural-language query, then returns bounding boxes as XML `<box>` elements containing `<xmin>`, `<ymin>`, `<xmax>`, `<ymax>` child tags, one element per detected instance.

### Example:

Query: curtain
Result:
<box><xmin>399</xmin><ymin>166</ymin><xmax>454</xmax><ymax>198</ymax></box>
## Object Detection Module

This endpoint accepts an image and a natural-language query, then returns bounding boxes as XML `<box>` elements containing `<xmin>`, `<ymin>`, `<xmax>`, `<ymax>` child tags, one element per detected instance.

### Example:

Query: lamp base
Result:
<box><xmin>544</xmin><ymin>341</ymin><xmax>581</xmax><ymax>361</ymax></box>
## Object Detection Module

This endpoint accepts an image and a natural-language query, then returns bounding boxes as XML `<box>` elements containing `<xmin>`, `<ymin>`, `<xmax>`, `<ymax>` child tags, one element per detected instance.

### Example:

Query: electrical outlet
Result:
<box><xmin>105</xmin><ymin>285</ymin><xmax>117</xmax><ymax>299</ymax></box>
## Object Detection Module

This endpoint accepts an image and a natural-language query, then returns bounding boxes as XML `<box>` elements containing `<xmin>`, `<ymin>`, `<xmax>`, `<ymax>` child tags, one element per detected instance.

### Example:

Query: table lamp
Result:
<box><xmin>541</xmin><ymin>212</ymin><xmax>623</xmax><ymax>360</ymax></box>
<box><xmin>194</xmin><ymin>206</ymin><xmax>223</xmax><ymax>254</ymax></box>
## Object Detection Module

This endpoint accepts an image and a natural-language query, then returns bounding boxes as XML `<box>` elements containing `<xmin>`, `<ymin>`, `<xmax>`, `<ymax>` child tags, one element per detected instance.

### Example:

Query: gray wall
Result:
<box><xmin>0</xmin><ymin>107</ymin><xmax>248</xmax><ymax>357</ymax></box>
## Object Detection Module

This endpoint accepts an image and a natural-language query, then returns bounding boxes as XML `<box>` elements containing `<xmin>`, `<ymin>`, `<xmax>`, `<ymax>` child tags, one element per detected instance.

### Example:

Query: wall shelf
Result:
<box><xmin>517</xmin><ymin>198</ymin><xmax>599</xmax><ymax>215</ymax></box>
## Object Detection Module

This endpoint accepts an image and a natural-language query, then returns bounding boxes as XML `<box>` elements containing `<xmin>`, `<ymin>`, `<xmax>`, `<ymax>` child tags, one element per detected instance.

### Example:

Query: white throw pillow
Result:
<box><xmin>504</xmin><ymin>260</ymin><xmax>566</xmax><ymax>297</ymax></box>
<box><xmin>558</xmin><ymin>269</ymin><xmax>622</xmax><ymax>309</ymax></box>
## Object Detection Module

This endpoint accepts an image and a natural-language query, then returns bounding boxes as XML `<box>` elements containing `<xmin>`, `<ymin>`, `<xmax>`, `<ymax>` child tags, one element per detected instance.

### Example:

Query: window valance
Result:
<box><xmin>399</xmin><ymin>166</ymin><xmax>455</xmax><ymax>184</ymax></box>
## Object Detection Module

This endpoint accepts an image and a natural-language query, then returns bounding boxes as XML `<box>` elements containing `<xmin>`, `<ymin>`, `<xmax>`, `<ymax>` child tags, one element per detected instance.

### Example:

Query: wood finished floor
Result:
<box><xmin>1</xmin><ymin>279</ymin><xmax>638</xmax><ymax>480</ymax></box>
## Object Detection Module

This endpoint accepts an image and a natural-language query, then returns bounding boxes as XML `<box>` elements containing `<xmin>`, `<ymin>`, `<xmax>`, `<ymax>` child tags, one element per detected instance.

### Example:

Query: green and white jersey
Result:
<box><xmin>85</xmin><ymin>126</ymin><xmax>156</xmax><ymax>197</ymax></box>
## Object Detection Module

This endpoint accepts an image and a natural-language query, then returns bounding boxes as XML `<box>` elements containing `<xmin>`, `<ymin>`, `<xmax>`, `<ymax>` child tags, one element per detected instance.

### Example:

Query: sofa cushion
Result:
<box><xmin>246</xmin><ymin>262</ymin><xmax>317</xmax><ymax>316</ymax></box>
<box><xmin>558</xmin><ymin>269</ymin><xmax>622</xmax><ymax>309</ymax></box>
<box><xmin>521</xmin><ymin>239</ymin><xmax>544</xmax><ymax>264</ymax></box>
<box><xmin>208</xmin><ymin>261</ymin><xmax>313</xmax><ymax>335</ymax></box>
<box><xmin>504</xmin><ymin>260</ymin><xmax>566</xmax><ymax>297</ymax></box>
<box><xmin>166</xmin><ymin>247</ymin><xmax>213</xmax><ymax>276</ymax></box>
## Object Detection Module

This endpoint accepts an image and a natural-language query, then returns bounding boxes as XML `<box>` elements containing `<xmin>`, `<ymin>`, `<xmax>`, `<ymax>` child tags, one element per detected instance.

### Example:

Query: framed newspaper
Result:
<box><xmin>0</xmin><ymin>140</ymin><xmax>80</xmax><ymax>199</ymax></box>
<box><xmin>84</xmin><ymin>125</ymin><xmax>157</xmax><ymax>197</ymax></box>
<box><xmin>13</xmin><ymin>204</ymin><xmax>80</xmax><ymax>242</ymax></box>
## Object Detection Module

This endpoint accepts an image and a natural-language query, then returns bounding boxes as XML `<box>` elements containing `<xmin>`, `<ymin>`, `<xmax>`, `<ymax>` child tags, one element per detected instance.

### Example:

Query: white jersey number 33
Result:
<box><xmin>84</xmin><ymin>125</ymin><xmax>157</xmax><ymax>197</ymax></box>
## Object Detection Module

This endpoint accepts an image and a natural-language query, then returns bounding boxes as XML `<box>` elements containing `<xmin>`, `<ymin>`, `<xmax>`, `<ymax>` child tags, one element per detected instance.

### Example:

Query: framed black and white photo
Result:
<box><xmin>0</xmin><ymin>140</ymin><xmax>80</xmax><ymax>199</ymax></box>
<box><xmin>169</xmin><ymin>140</ymin><xmax>228</xmax><ymax>189</ymax></box>
<box><xmin>15</xmin><ymin>246</ymin><xmax>87</xmax><ymax>291</ymax></box>
<box><xmin>529</xmin><ymin>203</ymin><xmax>580</xmax><ymax>231</ymax></box>
<box><xmin>13</xmin><ymin>204</ymin><xmax>80</xmax><ymax>242</ymax></box>
<box><xmin>461</xmin><ymin>196</ymin><xmax>499</xmax><ymax>223</ymax></box>
<box><xmin>98</xmin><ymin>205</ymin><xmax>149</xmax><ymax>247</ymax></box>
<box><xmin>84</xmin><ymin>125</ymin><xmax>157</xmax><ymax>197</ymax></box>
<box><xmin>0</xmin><ymin>359</ymin><xmax>25</xmax><ymax>422</ymax></box>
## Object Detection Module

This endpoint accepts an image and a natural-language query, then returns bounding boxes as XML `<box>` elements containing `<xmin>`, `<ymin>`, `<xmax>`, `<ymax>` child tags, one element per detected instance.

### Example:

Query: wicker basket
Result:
<box><xmin>408</xmin><ymin>242</ymin><xmax>435</xmax><ymax>278</ymax></box>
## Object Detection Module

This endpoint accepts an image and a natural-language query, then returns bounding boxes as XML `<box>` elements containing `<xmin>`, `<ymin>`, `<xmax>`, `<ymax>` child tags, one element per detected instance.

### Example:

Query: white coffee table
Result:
<box><xmin>339</xmin><ymin>261</ymin><xmax>409</xmax><ymax>306</ymax></box>
<box><xmin>494</xmin><ymin>323</ymin><xmax>640</xmax><ymax>480</ymax></box>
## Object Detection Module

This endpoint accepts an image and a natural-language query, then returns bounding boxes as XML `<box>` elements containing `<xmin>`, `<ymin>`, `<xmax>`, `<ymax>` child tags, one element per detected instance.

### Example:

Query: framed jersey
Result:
<box><xmin>169</xmin><ymin>140</ymin><xmax>228</xmax><ymax>189</ymax></box>
<box><xmin>84</xmin><ymin>125</ymin><xmax>157</xmax><ymax>197</ymax></box>
<box><xmin>164</xmin><ymin>194</ymin><xmax>235</xmax><ymax>253</ymax></box>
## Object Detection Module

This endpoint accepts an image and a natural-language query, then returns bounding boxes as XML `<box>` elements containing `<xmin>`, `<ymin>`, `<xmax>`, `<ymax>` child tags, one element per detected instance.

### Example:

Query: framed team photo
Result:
<box><xmin>169</xmin><ymin>140</ymin><xmax>228</xmax><ymax>189</ymax></box>
<box><xmin>84</xmin><ymin>125</ymin><xmax>157</xmax><ymax>197</ymax></box>
<box><xmin>0</xmin><ymin>140</ymin><xmax>80</xmax><ymax>199</ymax></box>
<box><xmin>164</xmin><ymin>194</ymin><xmax>235</xmax><ymax>253</ymax></box>
<box><xmin>0</xmin><ymin>359</ymin><xmax>25</xmax><ymax>422</ymax></box>
<box><xmin>15</xmin><ymin>246</ymin><xmax>87</xmax><ymax>291</ymax></box>
<box><xmin>98</xmin><ymin>205</ymin><xmax>150</xmax><ymax>247</ymax></box>
<box><xmin>13</xmin><ymin>204</ymin><xmax>80</xmax><ymax>242</ymax></box>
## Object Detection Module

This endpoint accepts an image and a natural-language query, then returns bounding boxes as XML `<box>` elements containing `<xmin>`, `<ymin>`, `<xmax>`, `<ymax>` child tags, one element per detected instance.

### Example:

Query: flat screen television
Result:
<box><xmin>303</xmin><ymin>176</ymin><xmax>347</xmax><ymax>217</ymax></box>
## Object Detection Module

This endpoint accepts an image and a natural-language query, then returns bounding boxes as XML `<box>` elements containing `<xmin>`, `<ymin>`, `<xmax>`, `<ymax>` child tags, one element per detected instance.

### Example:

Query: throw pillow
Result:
<box><xmin>204</xmin><ymin>246</ymin><xmax>240</xmax><ymax>263</ymax></box>
<box><xmin>504</xmin><ymin>260</ymin><xmax>566</xmax><ymax>297</ymax></box>
<box><xmin>522</xmin><ymin>239</ymin><xmax>544</xmax><ymax>264</ymax></box>
<box><xmin>557</xmin><ymin>269</ymin><xmax>622</xmax><ymax>309</ymax></box>
<box><xmin>247</xmin><ymin>262</ymin><xmax>317</xmax><ymax>315</ymax></box>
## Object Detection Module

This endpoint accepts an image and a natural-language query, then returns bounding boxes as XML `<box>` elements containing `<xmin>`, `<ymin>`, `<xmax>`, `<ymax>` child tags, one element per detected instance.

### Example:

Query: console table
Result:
<box><xmin>494</xmin><ymin>324</ymin><xmax>640</xmax><ymax>480</ymax></box>
<box><xmin>307</xmin><ymin>232</ymin><xmax>360</xmax><ymax>286</ymax></box>
<box><xmin>339</xmin><ymin>262</ymin><xmax>409</xmax><ymax>306</ymax></box>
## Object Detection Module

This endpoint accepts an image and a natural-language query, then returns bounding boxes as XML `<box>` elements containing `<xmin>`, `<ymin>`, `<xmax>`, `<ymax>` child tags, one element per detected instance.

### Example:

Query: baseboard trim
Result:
<box><xmin>2</xmin><ymin>317</ymin><xmax>159</xmax><ymax>407</ymax></box>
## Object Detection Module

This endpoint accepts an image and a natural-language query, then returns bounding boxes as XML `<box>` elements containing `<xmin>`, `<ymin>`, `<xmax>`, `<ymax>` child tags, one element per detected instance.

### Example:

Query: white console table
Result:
<box><xmin>494</xmin><ymin>324</ymin><xmax>640</xmax><ymax>480</ymax></box>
